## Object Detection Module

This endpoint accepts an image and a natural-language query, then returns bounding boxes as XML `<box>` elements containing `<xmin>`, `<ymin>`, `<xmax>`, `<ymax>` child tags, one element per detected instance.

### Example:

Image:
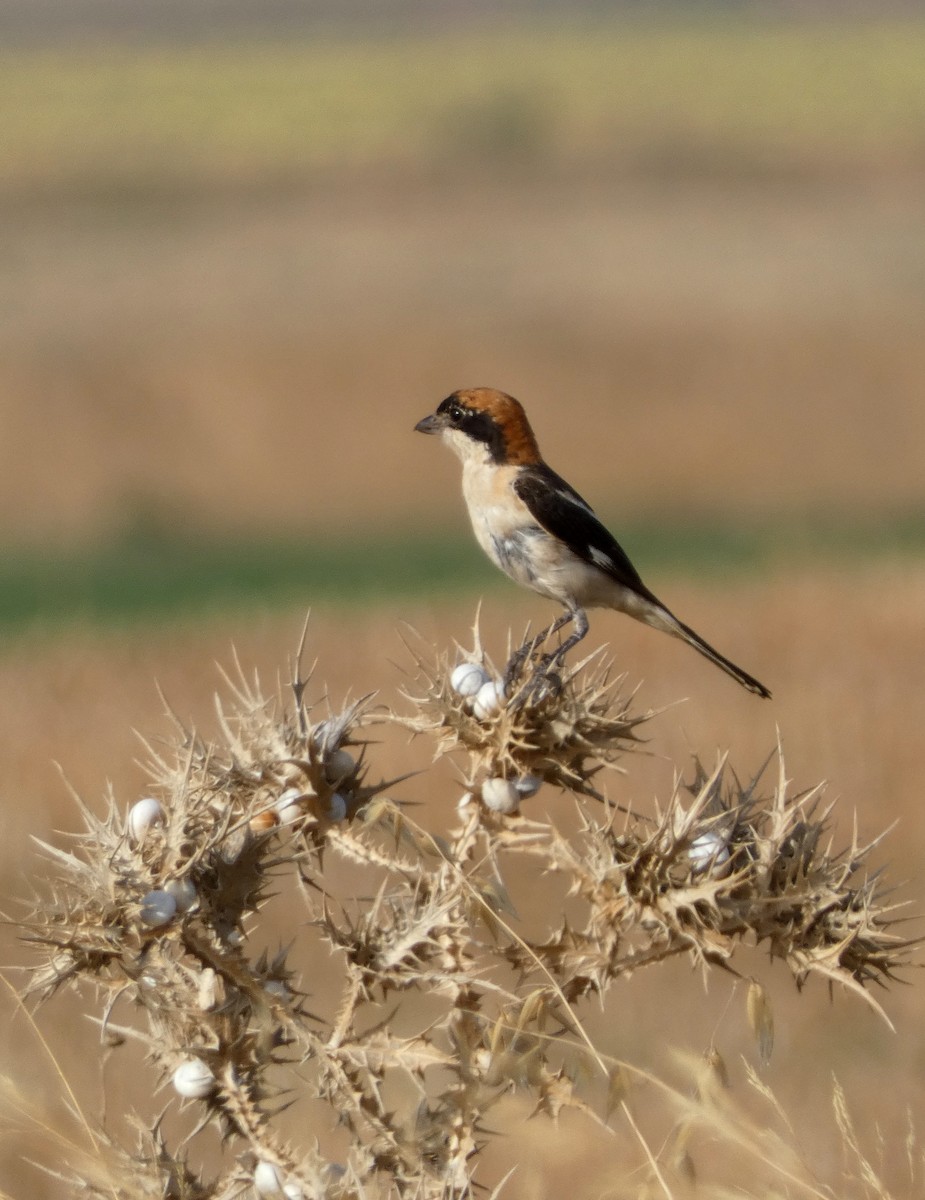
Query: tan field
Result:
<box><xmin>3</xmin><ymin>172</ymin><xmax>925</xmax><ymax>547</ymax></box>
<box><xmin>1</xmin><ymin>15</ymin><xmax>924</xmax><ymax>1197</ymax></box>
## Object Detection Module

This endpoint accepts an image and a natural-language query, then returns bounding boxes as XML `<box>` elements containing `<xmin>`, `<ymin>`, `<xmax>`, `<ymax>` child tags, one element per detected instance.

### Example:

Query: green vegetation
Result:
<box><xmin>2</xmin><ymin>18</ymin><xmax>924</xmax><ymax>195</ymax></box>
<box><xmin>2</xmin><ymin>513</ymin><xmax>923</xmax><ymax>631</ymax></box>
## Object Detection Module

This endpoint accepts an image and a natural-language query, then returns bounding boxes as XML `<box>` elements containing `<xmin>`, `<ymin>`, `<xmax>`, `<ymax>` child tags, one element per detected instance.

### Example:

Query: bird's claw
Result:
<box><xmin>527</xmin><ymin>667</ymin><xmax>563</xmax><ymax>703</ymax></box>
<box><xmin>505</xmin><ymin>645</ymin><xmax>565</xmax><ymax>707</ymax></box>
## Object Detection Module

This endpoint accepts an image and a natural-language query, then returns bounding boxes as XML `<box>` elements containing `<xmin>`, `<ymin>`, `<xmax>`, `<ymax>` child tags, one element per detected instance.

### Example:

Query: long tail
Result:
<box><xmin>670</xmin><ymin>614</ymin><xmax>771</xmax><ymax>698</ymax></box>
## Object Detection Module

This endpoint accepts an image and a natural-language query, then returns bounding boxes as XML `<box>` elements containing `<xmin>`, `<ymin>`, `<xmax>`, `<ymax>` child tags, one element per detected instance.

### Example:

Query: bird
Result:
<box><xmin>414</xmin><ymin>387</ymin><xmax>771</xmax><ymax>698</ymax></box>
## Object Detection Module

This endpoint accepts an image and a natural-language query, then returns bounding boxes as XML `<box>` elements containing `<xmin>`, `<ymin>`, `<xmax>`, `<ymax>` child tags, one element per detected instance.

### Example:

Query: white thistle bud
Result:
<box><xmin>472</xmin><ymin>679</ymin><xmax>506</xmax><ymax>720</ymax></box>
<box><xmin>514</xmin><ymin>773</ymin><xmax>542</xmax><ymax>799</ymax></box>
<box><xmin>688</xmin><ymin>831</ymin><xmax>731</xmax><ymax>877</ymax></box>
<box><xmin>254</xmin><ymin>1161</ymin><xmax>303</xmax><ymax>1198</ymax></box>
<box><xmin>128</xmin><ymin>797</ymin><xmax>163</xmax><ymax>843</ymax></box>
<box><xmin>326</xmin><ymin>792</ymin><xmax>348</xmax><ymax>822</ymax></box>
<box><xmin>450</xmin><ymin>661</ymin><xmax>490</xmax><ymax>698</ymax></box>
<box><xmin>323</xmin><ymin>747</ymin><xmax>356</xmax><ymax>783</ymax></box>
<box><xmin>197</xmin><ymin>967</ymin><xmax>224</xmax><ymax>1012</ymax></box>
<box><xmin>139</xmin><ymin>889</ymin><xmax>177</xmax><ymax>927</ymax></box>
<box><xmin>172</xmin><ymin>1058</ymin><xmax>215</xmax><ymax>1099</ymax></box>
<box><xmin>275</xmin><ymin>788</ymin><xmax>305</xmax><ymax>825</ymax></box>
<box><xmin>254</xmin><ymin>1161</ymin><xmax>286</xmax><ymax>1196</ymax></box>
<box><xmin>480</xmin><ymin>777</ymin><xmax>520</xmax><ymax>814</ymax></box>
<box><xmin>164</xmin><ymin>877</ymin><xmax>197</xmax><ymax>913</ymax></box>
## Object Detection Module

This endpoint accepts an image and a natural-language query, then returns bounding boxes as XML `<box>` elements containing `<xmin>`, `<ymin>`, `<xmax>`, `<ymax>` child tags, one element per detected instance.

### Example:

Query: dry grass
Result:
<box><xmin>1</xmin><ymin>565</ymin><xmax>923</xmax><ymax>1196</ymax></box>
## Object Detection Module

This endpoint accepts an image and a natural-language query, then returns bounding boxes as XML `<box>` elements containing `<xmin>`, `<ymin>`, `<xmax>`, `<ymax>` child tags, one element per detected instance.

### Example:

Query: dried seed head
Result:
<box><xmin>15</xmin><ymin>623</ymin><xmax>914</xmax><ymax>1200</ymax></box>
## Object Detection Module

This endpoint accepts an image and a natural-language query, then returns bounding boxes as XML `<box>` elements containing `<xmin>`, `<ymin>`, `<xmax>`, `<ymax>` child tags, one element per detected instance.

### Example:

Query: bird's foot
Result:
<box><xmin>526</xmin><ymin>665</ymin><xmax>563</xmax><ymax>704</ymax></box>
<box><xmin>505</xmin><ymin>646</ymin><xmax>565</xmax><ymax>708</ymax></box>
<box><xmin>503</xmin><ymin>632</ymin><xmax>548</xmax><ymax>693</ymax></box>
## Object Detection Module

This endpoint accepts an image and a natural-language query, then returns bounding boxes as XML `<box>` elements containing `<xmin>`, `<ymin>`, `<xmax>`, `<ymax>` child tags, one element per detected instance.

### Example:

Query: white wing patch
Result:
<box><xmin>554</xmin><ymin>484</ymin><xmax>595</xmax><ymax>517</ymax></box>
<box><xmin>589</xmin><ymin>545</ymin><xmax>614</xmax><ymax>569</ymax></box>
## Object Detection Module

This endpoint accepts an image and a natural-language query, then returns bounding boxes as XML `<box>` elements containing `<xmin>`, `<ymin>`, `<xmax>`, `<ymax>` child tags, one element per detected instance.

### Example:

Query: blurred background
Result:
<box><xmin>1</xmin><ymin>0</ymin><xmax>924</xmax><ymax>1194</ymax></box>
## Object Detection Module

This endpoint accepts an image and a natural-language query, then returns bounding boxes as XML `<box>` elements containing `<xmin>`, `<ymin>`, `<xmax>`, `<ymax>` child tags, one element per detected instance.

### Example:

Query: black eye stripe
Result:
<box><xmin>437</xmin><ymin>396</ymin><xmax>465</xmax><ymax>424</ymax></box>
<box><xmin>435</xmin><ymin>397</ymin><xmax>505</xmax><ymax>460</ymax></box>
<box><xmin>461</xmin><ymin>410</ymin><xmax>506</xmax><ymax>461</ymax></box>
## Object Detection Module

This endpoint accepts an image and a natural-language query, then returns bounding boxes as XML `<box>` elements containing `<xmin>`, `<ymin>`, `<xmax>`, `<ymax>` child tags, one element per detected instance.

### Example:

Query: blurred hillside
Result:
<box><xmin>2</xmin><ymin>0</ymin><xmax>920</xmax><ymax>46</ymax></box>
<box><xmin>0</xmin><ymin>12</ymin><xmax>922</xmax><ymax>603</ymax></box>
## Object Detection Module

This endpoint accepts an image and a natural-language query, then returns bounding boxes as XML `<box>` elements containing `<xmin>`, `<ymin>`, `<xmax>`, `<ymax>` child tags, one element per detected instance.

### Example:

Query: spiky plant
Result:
<box><xmin>12</xmin><ymin>618</ymin><xmax>917</xmax><ymax>1199</ymax></box>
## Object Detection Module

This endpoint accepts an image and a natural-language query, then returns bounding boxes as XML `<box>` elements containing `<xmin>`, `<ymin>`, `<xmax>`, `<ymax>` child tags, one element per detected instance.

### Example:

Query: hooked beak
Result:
<box><xmin>414</xmin><ymin>412</ymin><xmax>441</xmax><ymax>435</ymax></box>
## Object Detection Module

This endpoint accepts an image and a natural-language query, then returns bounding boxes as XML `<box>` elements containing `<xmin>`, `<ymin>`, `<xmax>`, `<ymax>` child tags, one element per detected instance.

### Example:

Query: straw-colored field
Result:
<box><xmin>1</xmin><ymin>13</ymin><xmax>924</xmax><ymax>1196</ymax></box>
<box><xmin>1</xmin><ymin>19</ymin><xmax>924</xmax><ymax>553</ymax></box>
<box><xmin>4</xmin><ymin>171</ymin><xmax>925</xmax><ymax>553</ymax></box>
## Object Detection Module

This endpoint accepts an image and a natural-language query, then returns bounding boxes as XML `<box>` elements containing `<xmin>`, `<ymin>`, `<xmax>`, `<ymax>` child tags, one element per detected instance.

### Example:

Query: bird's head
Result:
<box><xmin>414</xmin><ymin>388</ymin><xmax>541</xmax><ymax>467</ymax></box>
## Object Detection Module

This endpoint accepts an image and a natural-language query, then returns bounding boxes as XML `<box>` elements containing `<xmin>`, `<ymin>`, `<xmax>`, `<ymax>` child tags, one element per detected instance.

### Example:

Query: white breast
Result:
<box><xmin>459</xmin><ymin>456</ymin><xmax>643</xmax><ymax>613</ymax></box>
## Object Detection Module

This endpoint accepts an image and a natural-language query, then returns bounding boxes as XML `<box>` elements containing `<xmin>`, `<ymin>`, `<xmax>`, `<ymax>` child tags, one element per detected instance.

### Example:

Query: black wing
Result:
<box><xmin>514</xmin><ymin>464</ymin><xmax>654</xmax><ymax>596</ymax></box>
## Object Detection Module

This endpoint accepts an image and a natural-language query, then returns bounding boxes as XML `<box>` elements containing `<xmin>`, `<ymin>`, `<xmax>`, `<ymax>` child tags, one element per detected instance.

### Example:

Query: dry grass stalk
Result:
<box><xmin>12</xmin><ymin>619</ymin><xmax>917</xmax><ymax>1198</ymax></box>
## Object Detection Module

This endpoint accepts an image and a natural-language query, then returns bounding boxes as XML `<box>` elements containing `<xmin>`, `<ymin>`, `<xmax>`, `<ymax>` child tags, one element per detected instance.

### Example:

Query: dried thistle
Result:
<box><xmin>12</xmin><ymin>618</ymin><xmax>918</xmax><ymax>1199</ymax></box>
<box><xmin>493</xmin><ymin>752</ymin><xmax>915</xmax><ymax>1016</ymax></box>
<box><xmin>398</xmin><ymin>617</ymin><xmax>651</xmax><ymax>806</ymax></box>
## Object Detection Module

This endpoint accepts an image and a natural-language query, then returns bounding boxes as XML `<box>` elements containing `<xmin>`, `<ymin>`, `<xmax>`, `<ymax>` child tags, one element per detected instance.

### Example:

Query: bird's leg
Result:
<box><xmin>504</xmin><ymin>625</ymin><xmax>553</xmax><ymax>690</ymax></box>
<box><xmin>513</xmin><ymin>608</ymin><xmax>590</xmax><ymax>705</ymax></box>
<box><xmin>539</xmin><ymin>606</ymin><xmax>589</xmax><ymax>671</ymax></box>
<box><xmin>504</xmin><ymin>609</ymin><xmax>575</xmax><ymax>692</ymax></box>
